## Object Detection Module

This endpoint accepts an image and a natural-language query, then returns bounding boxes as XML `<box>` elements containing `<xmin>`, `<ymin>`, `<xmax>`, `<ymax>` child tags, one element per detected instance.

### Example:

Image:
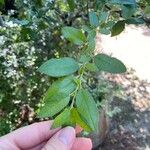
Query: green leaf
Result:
<box><xmin>106</xmin><ymin>21</ymin><xmax>115</xmax><ymax>29</ymax></box>
<box><xmin>99</xmin><ymin>11</ymin><xmax>108</xmax><ymax>24</ymax></box>
<box><xmin>13</xmin><ymin>19</ymin><xmax>29</xmax><ymax>26</ymax></box>
<box><xmin>38</xmin><ymin>57</ymin><xmax>79</xmax><ymax>77</ymax></box>
<box><xmin>76</xmin><ymin>89</ymin><xmax>99</xmax><ymax>131</ymax></box>
<box><xmin>111</xmin><ymin>21</ymin><xmax>125</xmax><ymax>36</ymax></box>
<box><xmin>85</xmin><ymin>63</ymin><xmax>99</xmax><ymax>72</ymax></box>
<box><xmin>125</xmin><ymin>18</ymin><xmax>144</xmax><ymax>25</ymax></box>
<box><xmin>37</xmin><ymin>76</ymin><xmax>76</xmax><ymax>118</ymax></box>
<box><xmin>110</xmin><ymin>0</ymin><xmax>136</xmax><ymax>5</ymax></box>
<box><xmin>38</xmin><ymin>95</ymin><xmax>70</xmax><ymax>118</ymax></box>
<box><xmin>144</xmin><ymin>6</ymin><xmax>150</xmax><ymax>14</ymax></box>
<box><xmin>87</xmin><ymin>30</ymin><xmax>96</xmax><ymax>41</ymax></box>
<box><xmin>94</xmin><ymin>54</ymin><xmax>126</xmax><ymax>73</ymax></box>
<box><xmin>121</xmin><ymin>5</ymin><xmax>136</xmax><ymax>19</ymax></box>
<box><xmin>62</xmin><ymin>27</ymin><xmax>86</xmax><ymax>45</ymax></box>
<box><xmin>79</xmin><ymin>55</ymin><xmax>91</xmax><ymax>63</ymax></box>
<box><xmin>86</xmin><ymin>30</ymin><xmax>96</xmax><ymax>52</ymax></box>
<box><xmin>35</xmin><ymin>0</ymin><xmax>43</xmax><ymax>7</ymax></box>
<box><xmin>0</xmin><ymin>0</ymin><xmax>4</xmax><ymax>5</ymax></box>
<box><xmin>52</xmin><ymin>108</ymin><xmax>72</xmax><ymax>128</ymax></box>
<box><xmin>99</xmin><ymin>28</ymin><xmax>110</xmax><ymax>35</ymax></box>
<box><xmin>44</xmin><ymin>76</ymin><xmax>76</xmax><ymax>100</ymax></box>
<box><xmin>86</xmin><ymin>39</ymin><xmax>96</xmax><ymax>52</ymax></box>
<box><xmin>82</xmin><ymin>25</ymin><xmax>92</xmax><ymax>32</ymax></box>
<box><xmin>67</xmin><ymin>0</ymin><xmax>75</xmax><ymax>11</ymax></box>
<box><xmin>89</xmin><ymin>11</ymin><xmax>99</xmax><ymax>28</ymax></box>
<box><xmin>71</xmin><ymin>108</ymin><xmax>92</xmax><ymax>132</ymax></box>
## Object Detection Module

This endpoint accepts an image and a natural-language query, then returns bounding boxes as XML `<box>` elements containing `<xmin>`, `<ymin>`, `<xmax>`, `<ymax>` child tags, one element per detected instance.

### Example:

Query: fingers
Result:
<box><xmin>1</xmin><ymin>121</ymin><xmax>60</xmax><ymax>149</ymax></box>
<box><xmin>72</xmin><ymin>137</ymin><xmax>92</xmax><ymax>150</ymax></box>
<box><xmin>0</xmin><ymin>121</ymin><xmax>92</xmax><ymax>150</ymax></box>
<box><xmin>42</xmin><ymin>127</ymin><xmax>75</xmax><ymax>150</ymax></box>
<box><xmin>29</xmin><ymin>142</ymin><xmax>46</xmax><ymax>150</ymax></box>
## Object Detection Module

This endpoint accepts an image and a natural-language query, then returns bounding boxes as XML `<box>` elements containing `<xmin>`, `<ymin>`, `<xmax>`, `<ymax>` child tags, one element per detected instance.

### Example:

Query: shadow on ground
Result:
<box><xmin>98</xmin><ymin>69</ymin><xmax>150</xmax><ymax>150</ymax></box>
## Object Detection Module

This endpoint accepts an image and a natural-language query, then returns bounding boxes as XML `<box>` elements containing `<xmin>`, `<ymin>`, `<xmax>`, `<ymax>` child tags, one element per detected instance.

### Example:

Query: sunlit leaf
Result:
<box><xmin>62</xmin><ymin>27</ymin><xmax>86</xmax><ymax>45</ymax></box>
<box><xmin>76</xmin><ymin>89</ymin><xmax>99</xmax><ymax>131</ymax></box>
<box><xmin>37</xmin><ymin>76</ymin><xmax>76</xmax><ymax>118</ymax></box>
<box><xmin>94</xmin><ymin>54</ymin><xmax>126</xmax><ymax>73</ymax></box>
<box><xmin>38</xmin><ymin>57</ymin><xmax>79</xmax><ymax>77</ymax></box>
<box><xmin>89</xmin><ymin>11</ymin><xmax>99</xmax><ymax>27</ymax></box>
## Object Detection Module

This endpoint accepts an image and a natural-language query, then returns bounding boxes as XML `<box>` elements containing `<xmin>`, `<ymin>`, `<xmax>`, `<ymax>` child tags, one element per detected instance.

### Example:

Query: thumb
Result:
<box><xmin>42</xmin><ymin>127</ymin><xmax>75</xmax><ymax>150</ymax></box>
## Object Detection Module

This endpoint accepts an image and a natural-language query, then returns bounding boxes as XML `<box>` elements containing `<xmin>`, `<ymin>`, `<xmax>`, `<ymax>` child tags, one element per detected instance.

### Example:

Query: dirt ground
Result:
<box><xmin>100</xmin><ymin>25</ymin><xmax>150</xmax><ymax>82</ymax></box>
<box><xmin>98</xmin><ymin>70</ymin><xmax>150</xmax><ymax>150</ymax></box>
<box><xmin>96</xmin><ymin>25</ymin><xmax>150</xmax><ymax>150</ymax></box>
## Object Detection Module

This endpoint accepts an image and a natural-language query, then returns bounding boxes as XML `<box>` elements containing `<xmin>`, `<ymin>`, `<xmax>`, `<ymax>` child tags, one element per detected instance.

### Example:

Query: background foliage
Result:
<box><xmin>0</xmin><ymin>0</ymin><xmax>149</xmax><ymax>135</ymax></box>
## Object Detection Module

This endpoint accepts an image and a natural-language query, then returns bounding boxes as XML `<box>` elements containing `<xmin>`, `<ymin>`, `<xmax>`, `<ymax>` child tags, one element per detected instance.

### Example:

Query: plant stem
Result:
<box><xmin>70</xmin><ymin>65</ymin><xmax>85</xmax><ymax>108</ymax></box>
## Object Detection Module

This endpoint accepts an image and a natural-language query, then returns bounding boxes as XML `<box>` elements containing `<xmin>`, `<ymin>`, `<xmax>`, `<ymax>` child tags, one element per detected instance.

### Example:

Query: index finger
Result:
<box><xmin>1</xmin><ymin>121</ymin><xmax>60</xmax><ymax>149</ymax></box>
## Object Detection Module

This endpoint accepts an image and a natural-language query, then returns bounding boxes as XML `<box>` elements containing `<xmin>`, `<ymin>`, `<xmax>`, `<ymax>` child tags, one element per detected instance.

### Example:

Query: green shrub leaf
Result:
<box><xmin>38</xmin><ymin>95</ymin><xmax>70</xmax><ymax>118</ymax></box>
<box><xmin>71</xmin><ymin>108</ymin><xmax>92</xmax><ymax>132</ymax></box>
<box><xmin>110</xmin><ymin>0</ymin><xmax>136</xmax><ymax>5</ymax></box>
<box><xmin>76</xmin><ymin>89</ymin><xmax>99</xmax><ymax>131</ymax></box>
<box><xmin>38</xmin><ymin>57</ymin><xmax>79</xmax><ymax>77</ymax></box>
<box><xmin>144</xmin><ymin>6</ymin><xmax>150</xmax><ymax>14</ymax></box>
<box><xmin>85</xmin><ymin>63</ymin><xmax>99</xmax><ymax>72</ymax></box>
<box><xmin>79</xmin><ymin>55</ymin><xmax>91</xmax><ymax>63</ymax></box>
<box><xmin>37</xmin><ymin>76</ymin><xmax>76</xmax><ymax>118</ymax></box>
<box><xmin>0</xmin><ymin>0</ymin><xmax>4</xmax><ymax>5</ymax></box>
<box><xmin>99</xmin><ymin>11</ymin><xmax>108</xmax><ymax>24</ymax></box>
<box><xmin>122</xmin><ymin>5</ymin><xmax>136</xmax><ymax>19</ymax></box>
<box><xmin>62</xmin><ymin>27</ymin><xmax>86</xmax><ymax>45</ymax></box>
<box><xmin>89</xmin><ymin>11</ymin><xmax>99</xmax><ymax>27</ymax></box>
<box><xmin>94</xmin><ymin>54</ymin><xmax>126</xmax><ymax>73</ymax></box>
<box><xmin>125</xmin><ymin>18</ymin><xmax>144</xmax><ymax>25</ymax></box>
<box><xmin>111</xmin><ymin>21</ymin><xmax>125</xmax><ymax>36</ymax></box>
<box><xmin>67</xmin><ymin>0</ymin><xmax>75</xmax><ymax>11</ymax></box>
<box><xmin>52</xmin><ymin>108</ymin><xmax>72</xmax><ymax>128</ymax></box>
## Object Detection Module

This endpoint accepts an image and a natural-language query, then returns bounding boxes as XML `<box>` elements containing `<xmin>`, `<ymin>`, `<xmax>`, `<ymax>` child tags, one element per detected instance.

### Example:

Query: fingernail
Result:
<box><xmin>59</xmin><ymin>127</ymin><xmax>75</xmax><ymax>145</ymax></box>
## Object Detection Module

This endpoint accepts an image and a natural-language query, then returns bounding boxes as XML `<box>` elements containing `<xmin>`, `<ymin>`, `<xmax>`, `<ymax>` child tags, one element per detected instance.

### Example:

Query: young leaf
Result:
<box><xmin>85</xmin><ymin>63</ymin><xmax>99</xmax><ymax>72</ymax></box>
<box><xmin>38</xmin><ymin>57</ymin><xmax>79</xmax><ymax>77</ymax></box>
<box><xmin>111</xmin><ymin>21</ymin><xmax>125</xmax><ymax>36</ymax></box>
<box><xmin>89</xmin><ymin>11</ymin><xmax>99</xmax><ymax>28</ymax></box>
<box><xmin>37</xmin><ymin>76</ymin><xmax>76</xmax><ymax>118</ymax></box>
<box><xmin>52</xmin><ymin>108</ymin><xmax>72</xmax><ymax>128</ymax></box>
<box><xmin>62</xmin><ymin>27</ymin><xmax>86</xmax><ymax>45</ymax></box>
<box><xmin>71</xmin><ymin>108</ymin><xmax>92</xmax><ymax>132</ymax></box>
<box><xmin>67</xmin><ymin>0</ymin><xmax>75</xmax><ymax>11</ymax></box>
<box><xmin>76</xmin><ymin>89</ymin><xmax>99</xmax><ymax>131</ymax></box>
<box><xmin>94</xmin><ymin>54</ymin><xmax>126</xmax><ymax>73</ymax></box>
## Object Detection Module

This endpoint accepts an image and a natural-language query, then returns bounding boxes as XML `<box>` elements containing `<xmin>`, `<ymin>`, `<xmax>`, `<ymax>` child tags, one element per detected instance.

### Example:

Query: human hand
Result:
<box><xmin>0</xmin><ymin>121</ymin><xmax>92</xmax><ymax>150</ymax></box>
